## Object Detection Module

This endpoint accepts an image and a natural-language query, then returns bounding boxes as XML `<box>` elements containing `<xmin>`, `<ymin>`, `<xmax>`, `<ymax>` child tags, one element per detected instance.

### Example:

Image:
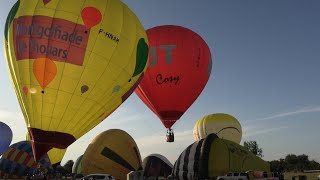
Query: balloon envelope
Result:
<box><xmin>0</xmin><ymin>141</ymin><xmax>52</xmax><ymax>179</ymax></box>
<box><xmin>46</xmin><ymin>148</ymin><xmax>66</xmax><ymax>165</ymax></box>
<box><xmin>193</xmin><ymin>113</ymin><xmax>242</xmax><ymax>143</ymax></box>
<box><xmin>5</xmin><ymin>0</ymin><xmax>148</xmax><ymax>161</ymax></box>
<box><xmin>172</xmin><ymin>134</ymin><xmax>269</xmax><ymax>179</ymax></box>
<box><xmin>0</xmin><ymin>122</ymin><xmax>12</xmax><ymax>155</ymax></box>
<box><xmin>72</xmin><ymin>155</ymin><xmax>83</xmax><ymax>174</ymax></box>
<box><xmin>142</xmin><ymin>154</ymin><xmax>173</xmax><ymax>178</ymax></box>
<box><xmin>81</xmin><ymin>129</ymin><xmax>142</xmax><ymax>180</ymax></box>
<box><xmin>135</xmin><ymin>25</ymin><xmax>212</xmax><ymax>128</ymax></box>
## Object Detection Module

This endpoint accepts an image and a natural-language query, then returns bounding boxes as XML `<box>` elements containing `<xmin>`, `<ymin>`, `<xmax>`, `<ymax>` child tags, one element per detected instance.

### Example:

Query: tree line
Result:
<box><xmin>244</xmin><ymin>140</ymin><xmax>320</xmax><ymax>172</ymax></box>
<box><xmin>269</xmin><ymin>154</ymin><xmax>320</xmax><ymax>172</ymax></box>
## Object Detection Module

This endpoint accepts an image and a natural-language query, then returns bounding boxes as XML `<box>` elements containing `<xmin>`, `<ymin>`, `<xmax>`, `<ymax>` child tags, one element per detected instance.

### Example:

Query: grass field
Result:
<box><xmin>284</xmin><ymin>172</ymin><xmax>319</xmax><ymax>180</ymax></box>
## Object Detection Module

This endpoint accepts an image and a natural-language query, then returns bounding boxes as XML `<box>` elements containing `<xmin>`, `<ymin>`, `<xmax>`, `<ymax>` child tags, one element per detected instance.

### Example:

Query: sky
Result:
<box><xmin>0</xmin><ymin>0</ymin><xmax>320</xmax><ymax>165</ymax></box>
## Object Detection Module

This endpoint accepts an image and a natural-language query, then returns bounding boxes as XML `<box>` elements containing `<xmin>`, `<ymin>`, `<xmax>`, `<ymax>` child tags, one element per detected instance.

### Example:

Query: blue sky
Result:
<box><xmin>0</xmin><ymin>0</ymin><xmax>320</xmax><ymax>164</ymax></box>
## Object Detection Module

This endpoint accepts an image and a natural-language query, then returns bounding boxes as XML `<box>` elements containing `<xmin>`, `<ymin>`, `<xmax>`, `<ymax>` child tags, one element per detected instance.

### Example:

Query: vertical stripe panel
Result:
<box><xmin>172</xmin><ymin>156</ymin><xmax>179</xmax><ymax>179</ymax></box>
<box><xmin>199</xmin><ymin>133</ymin><xmax>218</xmax><ymax>179</ymax></box>
<box><xmin>186</xmin><ymin>142</ymin><xmax>200</xmax><ymax>179</ymax></box>
<box><xmin>6</xmin><ymin>148</ymin><xmax>16</xmax><ymax>160</ymax></box>
<box><xmin>13</xmin><ymin>151</ymin><xmax>24</xmax><ymax>163</ymax></box>
<box><xmin>22</xmin><ymin>154</ymin><xmax>32</xmax><ymax>166</ymax></box>
<box><xmin>194</xmin><ymin>139</ymin><xmax>203</xmax><ymax>178</ymax></box>
<box><xmin>178</xmin><ymin>147</ymin><xmax>187</xmax><ymax>179</ymax></box>
<box><xmin>182</xmin><ymin>144</ymin><xmax>192</xmax><ymax>180</ymax></box>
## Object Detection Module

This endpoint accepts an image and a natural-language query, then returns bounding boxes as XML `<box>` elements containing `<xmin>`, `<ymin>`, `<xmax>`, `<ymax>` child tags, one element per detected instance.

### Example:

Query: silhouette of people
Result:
<box><xmin>31</xmin><ymin>164</ymin><xmax>47</xmax><ymax>180</ymax></box>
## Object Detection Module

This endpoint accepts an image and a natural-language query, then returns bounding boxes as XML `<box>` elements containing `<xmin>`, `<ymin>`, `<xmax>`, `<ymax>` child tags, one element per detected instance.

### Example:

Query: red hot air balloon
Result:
<box><xmin>135</xmin><ymin>25</ymin><xmax>212</xmax><ymax>142</ymax></box>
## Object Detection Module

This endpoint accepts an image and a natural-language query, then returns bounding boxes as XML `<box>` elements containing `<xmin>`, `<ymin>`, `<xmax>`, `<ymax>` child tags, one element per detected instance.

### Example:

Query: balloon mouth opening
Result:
<box><xmin>28</xmin><ymin>128</ymin><xmax>76</xmax><ymax>162</ymax></box>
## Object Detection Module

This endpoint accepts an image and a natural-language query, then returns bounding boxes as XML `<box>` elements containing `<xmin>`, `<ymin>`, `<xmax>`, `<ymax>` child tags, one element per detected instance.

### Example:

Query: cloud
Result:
<box><xmin>0</xmin><ymin>110</ymin><xmax>22</xmax><ymax>120</ymax></box>
<box><xmin>240</xmin><ymin>106</ymin><xmax>320</xmax><ymax>142</ymax></box>
<box><xmin>242</xmin><ymin>126</ymin><xmax>289</xmax><ymax>138</ymax></box>
<box><xmin>255</xmin><ymin>106</ymin><xmax>320</xmax><ymax>122</ymax></box>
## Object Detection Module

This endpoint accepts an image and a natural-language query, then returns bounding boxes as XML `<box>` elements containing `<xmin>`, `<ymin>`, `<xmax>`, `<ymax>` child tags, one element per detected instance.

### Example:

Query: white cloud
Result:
<box><xmin>255</xmin><ymin>106</ymin><xmax>320</xmax><ymax>121</ymax></box>
<box><xmin>242</xmin><ymin>126</ymin><xmax>289</xmax><ymax>138</ymax></box>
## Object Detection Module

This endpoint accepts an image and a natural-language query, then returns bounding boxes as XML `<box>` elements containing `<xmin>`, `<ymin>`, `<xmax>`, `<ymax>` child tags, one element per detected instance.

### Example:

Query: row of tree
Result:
<box><xmin>244</xmin><ymin>140</ymin><xmax>320</xmax><ymax>172</ymax></box>
<box><xmin>269</xmin><ymin>154</ymin><xmax>320</xmax><ymax>172</ymax></box>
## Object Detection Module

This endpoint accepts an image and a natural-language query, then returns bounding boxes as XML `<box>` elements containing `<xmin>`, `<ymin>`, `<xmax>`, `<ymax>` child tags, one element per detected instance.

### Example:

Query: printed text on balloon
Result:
<box><xmin>156</xmin><ymin>74</ymin><xmax>180</xmax><ymax>85</ymax></box>
<box><xmin>149</xmin><ymin>45</ymin><xmax>176</xmax><ymax>66</ymax></box>
<box><xmin>98</xmin><ymin>29</ymin><xmax>120</xmax><ymax>43</ymax></box>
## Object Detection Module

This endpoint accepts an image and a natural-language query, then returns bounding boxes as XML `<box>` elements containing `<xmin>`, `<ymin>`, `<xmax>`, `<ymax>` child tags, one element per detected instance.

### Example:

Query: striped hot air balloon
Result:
<box><xmin>172</xmin><ymin>134</ymin><xmax>270</xmax><ymax>180</ymax></box>
<box><xmin>0</xmin><ymin>141</ymin><xmax>52</xmax><ymax>179</ymax></box>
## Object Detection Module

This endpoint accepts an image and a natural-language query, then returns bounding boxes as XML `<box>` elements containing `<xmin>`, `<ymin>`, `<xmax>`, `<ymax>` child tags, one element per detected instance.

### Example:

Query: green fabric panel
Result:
<box><xmin>4</xmin><ymin>0</ymin><xmax>20</xmax><ymax>41</ymax></box>
<box><xmin>206</xmin><ymin>138</ymin><xmax>270</xmax><ymax>179</ymax></box>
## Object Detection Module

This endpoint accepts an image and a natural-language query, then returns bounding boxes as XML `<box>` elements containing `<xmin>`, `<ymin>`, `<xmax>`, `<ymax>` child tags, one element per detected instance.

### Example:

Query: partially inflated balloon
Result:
<box><xmin>81</xmin><ymin>129</ymin><xmax>142</xmax><ymax>180</ymax></box>
<box><xmin>5</xmin><ymin>0</ymin><xmax>148</xmax><ymax>161</ymax></box>
<box><xmin>193</xmin><ymin>113</ymin><xmax>242</xmax><ymax>144</ymax></box>
<box><xmin>0</xmin><ymin>122</ymin><xmax>12</xmax><ymax>155</ymax></box>
<box><xmin>0</xmin><ymin>141</ymin><xmax>52</xmax><ymax>179</ymax></box>
<box><xmin>26</xmin><ymin>132</ymin><xmax>66</xmax><ymax>165</ymax></box>
<box><xmin>172</xmin><ymin>134</ymin><xmax>269</xmax><ymax>179</ymax></box>
<box><xmin>142</xmin><ymin>154</ymin><xmax>173</xmax><ymax>178</ymax></box>
<box><xmin>135</xmin><ymin>25</ymin><xmax>212</xmax><ymax>129</ymax></box>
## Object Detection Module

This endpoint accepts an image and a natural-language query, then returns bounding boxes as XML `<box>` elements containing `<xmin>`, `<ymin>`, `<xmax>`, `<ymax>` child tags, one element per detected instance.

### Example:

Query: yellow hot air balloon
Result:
<box><xmin>5</xmin><ymin>0</ymin><xmax>148</xmax><ymax>161</ymax></box>
<box><xmin>81</xmin><ymin>129</ymin><xmax>142</xmax><ymax>180</ymax></box>
<box><xmin>193</xmin><ymin>113</ymin><xmax>242</xmax><ymax>144</ymax></box>
<box><xmin>26</xmin><ymin>132</ymin><xmax>66</xmax><ymax>165</ymax></box>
